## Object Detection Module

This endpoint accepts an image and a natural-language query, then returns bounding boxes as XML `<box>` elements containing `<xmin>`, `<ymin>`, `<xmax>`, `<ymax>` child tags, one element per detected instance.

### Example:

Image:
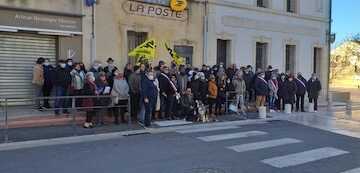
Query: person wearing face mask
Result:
<box><xmin>89</xmin><ymin>60</ymin><xmax>103</xmax><ymax>79</ymax></box>
<box><xmin>82</xmin><ymin>72</ymin><xmax>97</xmax><ymax>128</ymax></box>
<box><xmin>94</xmin><ymin>72</ymin><xmax>111</xmax><ymax>125</ymax></box>
<box><xmin>70</xmin><ymin>63</ymin><xmax>86</xmax><ymax>108</ymax></box>
<box><xmin>111</xmin><ymin>71</ymin><xmax>129</xmax><ymax>124</ymax></box>
<box><xmin>32</xmin><ymin>57</ymin><xmax>45</xmax><ymax>110</ymax></box>
<box><xmin>307</xmin><ymin>73</ymin><xmax>322</xmax><ymax>112</ymax></box>
<box><xmin>66</xmin><ymin>59</ymin><xmax>74</xmax><ymax>70</ymax></box>
<box><xmin>268</xmin><ymin>74</ymin><xmax>279</xmax><ymax>112</ymax></box>
<box><xmin>140</xmin><ymin>71</ymin><xmax>158</xmax><ymax>127</ymax></box>
<box><xmin>158</xmin><ymin>66</ymin><xmax>177</xmax><ymax>120</ymax></box>
<box><xmin>215</xmin><ymin>74</ymin><xmax>227</xmax><ymax>115</ymax></box>
<box><xmin>104</xmin><ymin>58</ymin><xmax>118</xmax><ymax>88</ymax></box>
<box><xmin>122</xmin><ymin>62</ymin><xmax>132</xmax><ymax>82</ymax></box>
<box><xmin>54</xmin><ymin>60</ymin><xmax>72</xmax><ymax>115</ymax></box>
<box><xmin>283</xmin><ymin>75</ymin><xmax>297</xmax><ymax>112</ymax></box>
<box><xmin>233</xmin><ymin>73</ymin><xmax>247</xmax><ymax>114</ymax></box>
<box><xmin>295</xmin><ymin>72</ymin><xmax>307</xmax><ymax>112</ymax></box>
<box><xmin>277</xmin><ymin>73</ymin><xmax>287</xmax><ymax>111</ymax></box>
<box><xmin>254</xmin><ymin>72</ymin><xmax>270</xmax><ymax>109</ymax></box>
<box><xmin>42</xmin><ymin>58</ymin><xmax>54</xmax><ymax>109</ymax></box>
<box><xmin>208</xmin><ymin>74</ymin><xmax>218</xmax><ymax>121</ymax></box>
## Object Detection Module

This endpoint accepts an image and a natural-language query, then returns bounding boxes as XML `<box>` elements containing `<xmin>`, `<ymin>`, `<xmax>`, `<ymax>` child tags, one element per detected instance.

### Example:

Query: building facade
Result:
<box><xmin>205</xmin><ymin>0</ymin><xmax>330</xmax><ymax>97</ymax></box>
<box><xmin>0</xmin><ymin>0</ymin><xmax>83</xmax><ymax>101</ymax></box>
<box><xmin>82</xmin><ymin>0</ymin><xmax>205</xmax><ymax>69</ymax></box>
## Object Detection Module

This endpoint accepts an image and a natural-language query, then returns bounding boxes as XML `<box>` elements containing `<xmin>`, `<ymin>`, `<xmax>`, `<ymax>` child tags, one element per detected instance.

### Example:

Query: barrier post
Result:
<box><xmin>4</xmin><ymin>98</ymin><xmax>8</xmax><ymax>143</ymax></box>
<box><xmin>127</xmin><ymin>97</ymin><xmax>132</xmax><ymax>130</ymax></box>
<box><xmin>71</xmin><ymin>97</ymin><xmax>77</xmax><ymax>136</ymax></box>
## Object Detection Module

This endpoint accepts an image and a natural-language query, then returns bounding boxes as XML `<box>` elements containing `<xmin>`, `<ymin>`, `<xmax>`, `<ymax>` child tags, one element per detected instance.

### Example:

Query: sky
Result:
<box><xmin>332</xmin><ymin>0</ymin><xmax>360</xmax><ymax>47</ymax></box>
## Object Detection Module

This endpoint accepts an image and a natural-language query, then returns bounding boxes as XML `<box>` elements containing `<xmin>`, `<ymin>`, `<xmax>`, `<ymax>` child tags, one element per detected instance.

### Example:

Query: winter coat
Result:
<box><xmin>307</xmin><ymin>79</ymin><xmax>322</xmax><ymax>99</ymax></box>
<box><xmin>70</xmin><ymin>69</ymin><xmax>85</xmax><ymax>90</ymax></box>
<box><xmin>283</xmin><ymin>80</ymin><xmax>297</xmax><ymax>104</ymax></box>
<box><xmin>217</xmin><ymin>79</ymin><xmax>227</xmax><ymax>98</ymax></box>
<box><xmin>43</xmin><ymin>65</ymin><xmax>54</xmax><ymax>87</ymax></box>
<box><xmin>89</xmin><ymin>67</ymin><xmax>104</xmax><ymax>79</ymax></box>
<box><xmin>111</xmin><ymin>78</ymin><xmax>129</xmax><ymax>104</ymax></box>
<box><xmin>277</xmin><ymin>79</ymin><xmax>287</xmax><ymax>99</ymax></box>
<box><xmin>158</xmin><ymin>73</ymin><xmax>177</xmax><ymax>96</ymax></box>
<box><xmin>243</xmin><ymin>72</ymin><xmax>254</xmax><ymax>91</ymax></box>
<box><xmin>177</xmin><ymin>73</ymin><xmax>189</xmax><ymax>93</ymax></box>
<box><xmin>181</xmin><ymin>94</ymin><xmax>195</xmax><ymax>108</ymax></box>
<box><xmin>54</xmin><ymin>66</ymin><xmax>72</xmax><ymax>88</ymax></box>
<box><xmin>104</xmin><ymin>65</ymin><xmax>118</xmax><ymax>88</ymax></box>
<box><xmin>268</xmin><ymin>79</ymin><xmax>279</xmax><ymax>98</ymax></box>
<box><xmin>232</xmin><ymin>79</ymin><xmax>246</xmax><ymax>96</ymax></box>
<box><xmin>81</xmin><ymin>81</ymin><xmax>96</xmax><ymax>111</ymax></box>
<box><xmin>295</xmin><ymin>76</ymin><xmax>307</xmax><ymax>95</ymax></box>
<box><xmin>32</xmin><ymin>64</ymin><xmax>44</xmax><ymax>86</ymax></box>
<box><xmin>128</xmin><ymin>72</ymin><xmax>141</xmax><ymax>94</ymax></box>
<box><xmin>140</xmin><ymin>77</ymin><xmax>158</xmax><ymax>101</ymax></box>
<box><xmin>255</xmin><ymin>77</ymin><xmax>270</xmax><ymax>96</ymax></box>
<box><xmin>208</xmin><ymin>80</ymin><xmax>218</xmax><ymax>99</ymax></box>
<box><xmin>95</xmin><ymin>80</ymin><xmax>111</xmax><ymax>107</ymax></box>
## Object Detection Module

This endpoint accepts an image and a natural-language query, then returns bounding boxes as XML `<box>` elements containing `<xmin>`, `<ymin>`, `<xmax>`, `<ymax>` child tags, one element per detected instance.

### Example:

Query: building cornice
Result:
<box><xmin>206</xmin><ymin>0</ymin><xmax>329</xmax><ymax>23</ymax></box>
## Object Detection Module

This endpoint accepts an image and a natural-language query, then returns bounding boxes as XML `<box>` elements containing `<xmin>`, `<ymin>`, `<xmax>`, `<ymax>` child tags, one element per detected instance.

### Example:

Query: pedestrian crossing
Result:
<box><xmin>175</xmin><ymin>125</ymin><xmax>356</xmax><ymax>172</ymax></box>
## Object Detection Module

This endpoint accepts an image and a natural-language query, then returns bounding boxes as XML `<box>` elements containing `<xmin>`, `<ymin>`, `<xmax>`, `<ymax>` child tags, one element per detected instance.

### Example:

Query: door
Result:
<box><xmin>217</xmin><ymin>39</ymin><xmax>229</xmax><ymax>66</ymax></box>
<box><xmin>314</xmin><ymin>47</ymin><xmax>322</xmax><ymax>76</ymax></box>
<box><xmin>0</xmin><ymin>32</ymin><xmax>57</xmax><ymax>105</ymax></box>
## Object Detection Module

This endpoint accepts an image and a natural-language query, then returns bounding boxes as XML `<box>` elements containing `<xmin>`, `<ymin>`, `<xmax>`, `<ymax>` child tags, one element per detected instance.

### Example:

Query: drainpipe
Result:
<box><xmin>203</xmin><ymin>0</ymin><xmax>208</xmax><ymax>65</ymax></box>
<box><xmin>327</xmin><ymin>0</ymin><xmax>332</xmax><ymax>102</ymax></box>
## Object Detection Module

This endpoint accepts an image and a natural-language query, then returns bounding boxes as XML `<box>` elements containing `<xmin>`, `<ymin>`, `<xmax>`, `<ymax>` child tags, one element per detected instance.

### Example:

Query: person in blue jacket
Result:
<box><xmin>140</xmin><ymin>71</ymin><xmax>158</xmax><ymax>127</ymax></box>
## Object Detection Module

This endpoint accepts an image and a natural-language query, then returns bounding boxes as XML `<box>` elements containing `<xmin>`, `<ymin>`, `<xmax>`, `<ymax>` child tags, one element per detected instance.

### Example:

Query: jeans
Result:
<box><xmin>236</xmin><ymin>94</ymin><xmax>245</xmax><ymax>111</ymax></box>
<box><xmin>268</xmin><ymin>95</ymin><xmax>276</xmax><ymax>110</ymax></box>
<box><xmin>54</xmin><ymin>86</ymin><xmax>69</xmax><ymax>114</ymax></box>
<box><xmin>296</xmin><ymin>94</ymin><xmax>305</xmax><ymax>111</ymax></box>
<box><xmin>34</xmin><ymin>84</ymin><xmax>43</xmax><ymax>108</ymax></box>
<box><xmin>144</xmin><ymin>97</ymin><xmax>156</xmax><ymax>127</ymax></box>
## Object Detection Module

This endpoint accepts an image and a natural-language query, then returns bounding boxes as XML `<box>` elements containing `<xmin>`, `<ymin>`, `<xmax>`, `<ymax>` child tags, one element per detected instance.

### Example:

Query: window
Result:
<box><xmin>285</xmin><ymin>45</ymin><xmax>296</xmax><ymax>73</ymax></box>
<box><xmin>286</xmin><ymin>0</ymin><xmax>297</xmax><ymax>13</ymax></box>
<box><xmin>256</xmin><ymin>42</ymin><xmax>268</xmax><ymax>71</ymax></box>
<box><xmin>313</xmin><ymin>47</ymin><xmax>322</xmax><ymax>74</ymax></box>
<box><xmin>174</xmin><ymin>45</ymin><xmax>193</xmax><ymax>65</ymax></box>
<box><xmin>257</xmin><ymin>0</ymin><xmax>269</xmax><ymax>8</ymax></box>
<box><xmin>127</xmin><ymin>31</ymin><xmax>148</xmax><ymax>64</ymax></box>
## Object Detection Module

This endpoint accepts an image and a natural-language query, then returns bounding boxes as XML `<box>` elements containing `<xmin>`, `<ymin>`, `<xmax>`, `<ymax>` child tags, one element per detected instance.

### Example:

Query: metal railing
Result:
<box><xmin>0</xmin><ymin>95</ymin><xmax>131</xmax><ymax>143</ymax></box>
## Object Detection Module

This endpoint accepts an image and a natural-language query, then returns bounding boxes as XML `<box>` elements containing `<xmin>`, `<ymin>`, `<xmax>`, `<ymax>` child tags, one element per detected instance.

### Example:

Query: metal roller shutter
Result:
<box><xmin>0</xmin><ymin>32</ymin><xmax>57</xmax><ymax>105</ymax></box>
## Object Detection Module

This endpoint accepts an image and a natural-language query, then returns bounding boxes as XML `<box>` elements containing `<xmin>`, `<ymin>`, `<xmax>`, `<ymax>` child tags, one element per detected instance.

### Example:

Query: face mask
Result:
<box><xmin>219</xmin><ymin>65</ymin><xmax>223</xmax><ymax>68</ymax></box>
<box><xmin>60</xmin><ymin>63</ymin><xmax>66</xmax><ymax>68</ymax></box>
<box><xmin>108</xmin><ymin>63</ymin><xmax>114</xmax><ymax>67</ymax></box>
<box><xmin>89</xmin><ymin>76</ymin><xmax>95</xmax><ymax>82</ymax></box>
<box><xmin>148</xmin><ymin>75</ymin><xmax>154</xmax><ymax>80</ymax></box>
<box><xmin>44</xmin><ymin>62</ymin><xmax>50</xmax><ymax>66</ymax></box>
<box><xmin>281</xmin><ymin>76</ymin><xmax>285</xmax><ymax>80</ymax></box>
<box><xmin>260</xmin><ymin>75</ymin><xmax>265</xmax><ymax>78</ymax></box>
<box><xmin>93</xmin><ymin>65</ymin><xmax>99</xmax><ymax>70</ymax></box>
<box><xmin>67</xmin><ymin>62</ymin><xmax>73</xmax><ymax>66</ymax></box>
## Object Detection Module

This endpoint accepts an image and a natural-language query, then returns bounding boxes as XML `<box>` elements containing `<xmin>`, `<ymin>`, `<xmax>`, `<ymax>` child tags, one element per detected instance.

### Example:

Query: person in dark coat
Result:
<box><xmin>158</xmin><ymin>66</ymin><xmax>177</xmax><ymax>120</ymax></box>
<box><xmin>243</xmin><ymin>66</ymin><xmax>254</xmax><ymax>104</ymax></box>
<box><xmin>42</xmin><ymin>58</ymin><xmax>54</xmax><ymax>108</ymax></box>
<box><xmin>95</xmin><ymin>72</ymin><xmax>111</xmax><ymax>125</ymax></box>
<box><xmin>180</xmin><ymin>88</ymin><xmax>195</xmax><ymax>121</ymax></box>
<box><xmin>307</xmin><ymin>73</ymin><xmax>322</xmax><ymax>112</ymax></box>
<box><xmin>103</xmin><ymin>58</ymin><xmax>118</xmax><ymax>88</ymax></box>
<box><xmin>283</xmin><ymin>75</ymin><xmax>297</xmax><ymax>112</ymax></box>
<box><xmin>123</xmin><ymin>62</ymin><xmax>133</xmax><ymax>82</ymax></box>
<box><xmin>54</xmin><ymin>60</ymin><xmax>72</xmax><ymax>115</ymax></box>
<box><xmin>226</xmin><ymin>64</ymin><xmax>237</xmax><ymax>81</ymax></box>
<box><xmin>265</xmin><ymin>65</ymin><xmax>273</xmax><ymax>81</ymax></box>
<box><xmin>190</xmin><ymin>72</ymin><xmax>208</xmax><ymax>104</ymax></box>
<box><xmin>140</xmin><ymin>71</ymin><xmax>158</xmax><ymax>127</ymax></box>
<box><xmin>254</xmin><ymin>72</ymin><xmax>270</xmax><ymax>108</ymax></box>
<box><xmin>295</xmin><ymin>72</ymin><xmax>307</xmax><ymax>112</ymax></box>
<box><xmin>82</xmin><ymin>72</ymin><xmax>97</xmax><ymax>128</ymax></box>
<box><xmin>277</xmin><ymin>73</ymin><xmax>287</xmax><ymax>111</ymax></box>
<box><xmin>89</xmin><ymin>61</ymin><xmax>104</xmax><ymax>79</ymax></box>
<box><xmin>128</xmin><ymin>65</ymin><xmax>141</xmax><ymax>121</ymax></box>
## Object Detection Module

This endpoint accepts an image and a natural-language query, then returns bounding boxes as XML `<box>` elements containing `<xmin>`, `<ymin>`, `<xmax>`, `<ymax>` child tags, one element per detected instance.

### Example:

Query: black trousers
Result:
<box><xmin>208</xmin><ymin>98</ymin><xmax>217</xmax><ymax>114</ymax></box>
<box><xmin>86</xmin><ymin>111</ymin><xmax>95</xmax><ymax>123</ymax></box>
<box><xmin>309</xmin><ymin>97</ymin><xmax>318</xmax><ymax>111</ymax></box>
<box><xmin>296</xmin><ymin>94</ymin><xmax>305</xmax><ymax>111</ymax></box>
<box><xmin>277</xmin><ymin>97</ymin><xmax>285</xmax><ymax>111</ymax></box>
<box><xmin>130</xmin><ymin>93</ymin><xmax>140</xmax><ymax>120</ymax></box>
<box><xmin>42</xmin><ymin>85</ymin><xmax>52</xmax><ymax>108</ymax></box>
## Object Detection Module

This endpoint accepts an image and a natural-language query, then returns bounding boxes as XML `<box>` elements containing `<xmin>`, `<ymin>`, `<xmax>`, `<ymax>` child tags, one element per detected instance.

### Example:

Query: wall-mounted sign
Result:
<box><xmin>0</xmin><ymin>8</ymin><xmax>82</xmax><ymax>34</ymax></box>
<box><xmin>123</xmin><ymin>1</ymin><xmax>188</xmax><ymax>21</ymax></box>
<box><xmin>136</xmin><ymin>0</ymin><xmax>170</xmax><ymax>6</ymax></box>
<box><xmin>170</xmin><ymin>0</ymin><xmax>187</xmax><ymax>12</ymax></box>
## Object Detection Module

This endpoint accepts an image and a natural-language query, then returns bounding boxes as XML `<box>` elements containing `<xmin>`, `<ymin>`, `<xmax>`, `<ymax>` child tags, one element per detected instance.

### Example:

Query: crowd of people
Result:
<box><xmin>32</xmin><ymin>57</ymin><xmax>322</xmax><ymax>128</ymax></box>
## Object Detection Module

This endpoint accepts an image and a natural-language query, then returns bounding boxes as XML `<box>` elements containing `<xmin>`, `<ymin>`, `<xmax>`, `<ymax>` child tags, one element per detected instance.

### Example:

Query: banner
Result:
<box><xmin>165</xmin><ymin>43</ymin><xmax>185</xmax><ymax>65</ymax></box>
<box><xmin>128</xmin><ymin>39</ymin><xmax>156</xmax><ymax>63</ymax></box>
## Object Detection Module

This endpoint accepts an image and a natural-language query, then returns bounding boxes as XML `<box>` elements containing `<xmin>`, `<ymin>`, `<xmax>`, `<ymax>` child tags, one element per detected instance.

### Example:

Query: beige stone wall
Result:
<box><xmin>82</xmin><ymin>0</ymin><xmax>204</xmax><ymax>69</ymax></box>
<box><xmin>0</xmin><ymin>0</ymin><xmax>81</xmax><ymax>14</ymax></box>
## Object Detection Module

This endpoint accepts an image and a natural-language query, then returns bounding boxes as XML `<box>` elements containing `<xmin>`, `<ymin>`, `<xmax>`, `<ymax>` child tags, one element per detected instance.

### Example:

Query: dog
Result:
<box><xmin>195</xmin><ymin>100</ymin><xmax>209</xmax><ymax>122</ymax></box>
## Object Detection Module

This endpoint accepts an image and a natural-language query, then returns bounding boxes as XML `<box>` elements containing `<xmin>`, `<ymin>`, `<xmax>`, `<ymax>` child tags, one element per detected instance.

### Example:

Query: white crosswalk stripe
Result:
<box><xmin>227</xmin><ymin>138</ymin><xmax>302</xmax><ymax>153</ymax></box>
<box><xmin>197</xmin><ymin>131</ymin><xmax>267</xmax><ymax>142</ymax></box>
<box><xmin>175</xmin><ymin>126</ymin><xmax>239</xmax><ymax>134</ymax></box>
<box><xmin>341</xmin><ymin>168</ymin><xmax>360</xmax><ymax>173</ymax></box>
<box><xmin>261</xmin><ymin>147</ymin><xmax>350</xmax><ymax>168</ymax></box>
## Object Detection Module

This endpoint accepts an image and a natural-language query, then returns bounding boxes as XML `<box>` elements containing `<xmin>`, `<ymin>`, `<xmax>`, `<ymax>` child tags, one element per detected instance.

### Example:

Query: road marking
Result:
<box><xmin>197</xmin><ymin>131</ymin><xmax>267</xmax><ymax>142</ymax></box>
<box><xmin>261</xmin><ymin>147</ymin><xmax>349</xmax><ymax>168</ymax></box>
<box><xmin>227</xmin><ymin>138</ymin><xmax>302</xmax><ymax>153</ymax></box>
<box><xmin>175</xmin><ymin>126</ymin><xmax>239</xmax><ymax>134</ymax></box>
<box><xmin>341</xmin><ymin>168</ymin><xmax>360</xmax><ymax>173</ymax></box>
<box><xmin>154</xmin><ymin>120</ymin><xmax>193</xmax><ymax>127</ymax></box>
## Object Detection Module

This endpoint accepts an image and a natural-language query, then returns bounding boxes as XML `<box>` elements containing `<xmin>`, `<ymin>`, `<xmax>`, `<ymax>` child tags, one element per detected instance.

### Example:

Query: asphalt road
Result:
<box><xmin>0</xmin><ymin>121</ymin><xmax>360</xmax><ymax>173</ymax></box>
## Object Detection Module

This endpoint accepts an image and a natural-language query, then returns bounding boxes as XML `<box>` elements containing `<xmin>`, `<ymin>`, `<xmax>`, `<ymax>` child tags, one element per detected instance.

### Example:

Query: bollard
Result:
<box><xmin>258</xmin><ymin>106</ymin><xmax>267</xmax><ymax>119</ymax></box>
<box><xmin>308</xmin><ymin>103</ymin><xmax>314</xmax><ymax>112</ymax></box>
<box><xmin>285</xmin><ymin>104</ymin><xmax>292</xmax><ymax>114</ymax></box>
<box><xmin>4</xmin><ymin>98</ymin><xmax>8</xmax><ymax>143</ymax></box>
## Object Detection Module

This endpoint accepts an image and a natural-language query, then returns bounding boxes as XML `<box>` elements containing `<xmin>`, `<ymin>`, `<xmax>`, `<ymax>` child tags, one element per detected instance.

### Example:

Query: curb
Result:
<box><xmin>0</xmin><ymin>117</ymin><xmax>281</xmax><ymax>151</ymax></box>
